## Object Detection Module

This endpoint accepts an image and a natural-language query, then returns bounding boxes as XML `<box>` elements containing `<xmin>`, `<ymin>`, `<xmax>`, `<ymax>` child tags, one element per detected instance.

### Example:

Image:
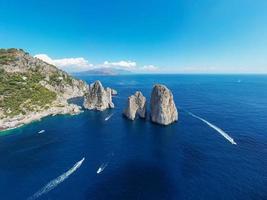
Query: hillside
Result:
<box><xmin>0</xmin><ymin>48</ymin><xmax>88</xmax><ymax>131</ymax></box>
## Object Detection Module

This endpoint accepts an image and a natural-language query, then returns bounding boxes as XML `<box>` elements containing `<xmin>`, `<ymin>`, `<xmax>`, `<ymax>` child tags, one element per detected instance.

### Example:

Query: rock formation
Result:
<box><xmin>150</xmin><ymin>84</ymin><xmax>178</xmax><ymax>125</ymax></box>
<box><xmin>83</xmin><ymin>80</ymin><xmax>114</xmax><ymax>111</ymax></box>
<box><xmin>110</xmin><ymin>88</ymin><xmax>118</xmax><ymax>96</ymax></box>
<box><xmin>106</xmin><ymin>87</ymin><xmax>117</xmax><ymax>96</ymax></box>
<box><xmin>123</xmin><ymin>91</ymin><xmax>146</xmax><ymax>120</ymax></box>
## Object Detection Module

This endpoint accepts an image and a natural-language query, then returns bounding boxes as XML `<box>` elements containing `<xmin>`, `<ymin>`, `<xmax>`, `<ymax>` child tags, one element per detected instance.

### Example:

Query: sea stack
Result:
<box><xmin>108</xmin><ymin>88</ymin><xmax>118</xmax><ymax>96</ymax></box>
<box><xmin>150</xmin><ymin>84</ymin><xmax>178</xmax><ymax>125</ymax></box>
<box><xmin>123</xmin><ymin>91</ymin><xmax>146</xmax><ymax>120</ymax></box>
<box><xmin>83</xmin><ymin>80</ymin><xmax>114</xmax><ymax>111</ymax></box>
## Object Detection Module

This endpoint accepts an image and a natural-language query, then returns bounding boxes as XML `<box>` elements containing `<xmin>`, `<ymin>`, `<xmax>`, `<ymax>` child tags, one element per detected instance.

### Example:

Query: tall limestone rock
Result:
<box><xmin>83</xmin><ymin>80</ymin><xmax>114</xmax><ymax>111</ymax></box>
<box><xmin>123</xmin><ymin>91</ymin><xmax>146</xmax><ymax>120</ymax></box>
<box><xmin>150</xmin><ymin>84</ymin><xmax>178</xmax><ymax>125</ymax></box>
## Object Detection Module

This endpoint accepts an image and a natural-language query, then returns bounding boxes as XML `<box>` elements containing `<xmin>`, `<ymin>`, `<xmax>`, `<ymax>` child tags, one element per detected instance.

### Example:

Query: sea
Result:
<box><xmin>0</xmin><ymin>75</ymin><xmax>267</xmax><ymax>200</ymax></box>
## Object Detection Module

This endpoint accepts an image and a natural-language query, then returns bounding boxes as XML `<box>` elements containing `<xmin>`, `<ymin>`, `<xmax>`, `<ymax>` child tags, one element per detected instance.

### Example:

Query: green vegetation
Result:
<box><xmin>0</xmin><ymin>49</ymin><xmax>16</xmax><ymax>65</ymax></box>
<box><xmin>49</xmin><ymin>72</ymin><xmax>63</xmax><ymax>85</ymax></box>
<box><xmin>0</xmin><ymin>48</ymin><xmax>79</xmax><ymax>119</ymax></box>
<box><xmin>0</xmin><ymin>70</ymin><xmax>57</xmax><ymax>117</ymax></box>
<box><xmin>48</xmin><ymin>71</ymin><xmax>73</xmax><ymax>86</ymax></box>
<box><xmin>64</xmin><ymin>75</ymin><xmax>73</xmax><ymax>85</ymax></box>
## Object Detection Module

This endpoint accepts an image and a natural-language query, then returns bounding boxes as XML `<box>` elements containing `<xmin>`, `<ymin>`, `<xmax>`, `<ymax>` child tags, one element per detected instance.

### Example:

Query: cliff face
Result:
<box><xmin>150</xmin><ymin>84</ymin><xmax>178</xmax><ymax>125</ymax></box>
<box><xmin>0</xmin><ymin>48</ymin><xmax>88</xmax><ymax>130</ymax></box>
<box><xmin>0</xmin><ymin>48</ymin><xmax>87</xmax><ymax>98</ymax></box>
<box><xmin>83</xmin><ymin>80</ymin><xmax>114</xmax><ymax>111</ymax></box>
<box><xmin>123</xmin><ymin>91</ymin><xmax>146</xmax><ymax>120</ymax></box>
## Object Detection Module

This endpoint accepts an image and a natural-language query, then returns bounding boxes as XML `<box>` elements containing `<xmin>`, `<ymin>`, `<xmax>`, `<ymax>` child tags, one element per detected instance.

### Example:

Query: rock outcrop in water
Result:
<box><xmin>150</xmin><ymin>84</ymin><xmax>178</xmax><ymax>125</ymax></box>
<box><xmin>83</xmin><ymin>80</ymin><xmax>114</xmax><ymax>111</ymax></box>
<box><xmin>123</xmin><ymin>91</ymin><xmax>146</xmax><ymax>120</ymax></box>
<box><xmin>111</xmin><ymin>89</ymin><xmax>118</xmax><ymax>96</ymax></box>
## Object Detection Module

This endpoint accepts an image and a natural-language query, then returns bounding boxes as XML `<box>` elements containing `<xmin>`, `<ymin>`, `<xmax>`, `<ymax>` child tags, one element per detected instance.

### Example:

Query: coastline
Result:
<box><xmin>0</xmin><ymin>103</ymin><xmax>82</xmax><ymax>133</ymax></box>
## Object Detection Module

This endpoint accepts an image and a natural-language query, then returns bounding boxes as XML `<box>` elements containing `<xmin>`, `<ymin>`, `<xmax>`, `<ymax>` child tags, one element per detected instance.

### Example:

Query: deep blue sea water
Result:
<box><xmin>0</xmin><ymin>75</ymin><xmax>267</xmax><ymax>200</ymax></box>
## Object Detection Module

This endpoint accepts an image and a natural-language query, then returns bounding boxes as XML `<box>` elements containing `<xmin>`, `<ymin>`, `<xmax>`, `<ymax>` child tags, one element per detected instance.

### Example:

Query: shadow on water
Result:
<box><xmin>85</xmin><ymin>160</ymin><xmax>177</xmax><ymax>200</ymax></box>
<box><xmin>0</xmin><ymin>137</ymin><xmax>59</xmax><ymax>173</ymax></box>
<box><xmin>180</xmin><ymin>143</ymin><xmax>207</xmax><ymax>179</ymax></box>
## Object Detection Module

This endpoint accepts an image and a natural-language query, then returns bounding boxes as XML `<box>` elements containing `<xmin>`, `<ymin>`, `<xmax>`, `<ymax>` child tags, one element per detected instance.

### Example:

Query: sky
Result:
<box><xmin>0</xmin><ymin>0</ymin><xmax>267</xmax><ymax>73</ymax></box>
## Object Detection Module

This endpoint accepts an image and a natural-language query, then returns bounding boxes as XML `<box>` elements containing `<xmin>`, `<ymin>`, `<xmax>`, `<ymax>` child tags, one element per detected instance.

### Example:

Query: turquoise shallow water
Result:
<box><xmin>0</xmin><ymin>75</ymin><xmax>267</xmax><ymax>200</ymax></box>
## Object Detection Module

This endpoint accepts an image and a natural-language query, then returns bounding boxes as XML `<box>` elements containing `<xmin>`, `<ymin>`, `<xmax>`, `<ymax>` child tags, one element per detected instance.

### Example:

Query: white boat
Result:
<box><xmin>97</xmin><ymin>162</ymin><xmax>108</xmax><ymax>174</ymax></box>
<box><xmin>38</xmin><ymin>130</ymin><xmax>45</xmax><ymax>134</ymax></box>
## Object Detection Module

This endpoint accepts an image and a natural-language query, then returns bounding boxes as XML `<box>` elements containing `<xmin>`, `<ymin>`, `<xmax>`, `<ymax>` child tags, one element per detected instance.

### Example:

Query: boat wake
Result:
<box><xmin>28</xmin><ymin>157</ymin><xmax>85</xmax><ymax>200</ymax></box>
<box><xmin>105</xmin><ymin>113</ymin><xmax>114</xmax><ymax>121</ymax></box>
<box><xmin>188</xmin><ymin>112</ymin><xmax>237</xmax><ymax>145</ymax></box>
<box><xmin>97</xmin><ymin>162</ymin><xmax>109</xmax><ymax>174</ymax></box>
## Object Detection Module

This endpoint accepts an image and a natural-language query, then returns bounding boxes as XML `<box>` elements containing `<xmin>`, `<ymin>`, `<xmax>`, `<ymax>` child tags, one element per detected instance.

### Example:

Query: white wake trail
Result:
<box><xmin>28</xmin><ymin>157</ymin><xmax>85</xmax><ymax>200</ymax></box>
<box><xmin>97</xmin><ymin>162</ymin><xmax>109</xmax><ymax>174</ymax></box>
<box><xmin>188</xmin><ymin>112</ymin><xmax>237</xmax><ymax>145</ymax></box>
<box><xmin>105</xmin><ymin>113</ymin><xmax>114</xmax><ymax>121</ymax></box>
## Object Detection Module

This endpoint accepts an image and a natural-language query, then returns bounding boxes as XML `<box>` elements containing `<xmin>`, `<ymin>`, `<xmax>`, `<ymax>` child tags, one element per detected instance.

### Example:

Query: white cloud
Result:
<box><xmin>102</xmin><ymin>60</ymin><xmax>137</xmax><ymax>69</ymax></box>
<box><xmin>34</xmin><ymin>54</ymin><xmax>93</xmax><ymax>72</ymax></box>
<box><xmin>140</xmin><ymin>65</ymin><xmax>159</xmax><ymax>72</ymax></box>
<box><xmin>34</xmin><ymin>54</ymin><xmax>54</xmax><ymax>65</ymax></box>
<box><xmin>34</xmin><ymin>54</ymin><xmax>161</xmax><ymax>73</ymax></box>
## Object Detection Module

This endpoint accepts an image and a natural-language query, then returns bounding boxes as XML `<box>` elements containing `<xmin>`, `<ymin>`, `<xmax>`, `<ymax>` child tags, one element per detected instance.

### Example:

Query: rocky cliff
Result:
<box><xmin>150</xmin><ymin>84</ymin><xmax>178</xmax><ymax>125</ymax></box>
<box><xmin>83</xmin><ymin>80</ymin><xmax>114</xmax><ymax>111</ymax></box>
<box><xmin>123</xmin><ymin>91</ymin><xmax>146</xmax><ymax>120</ymax></box>
<box><xmin>0</xmin><ymin>48</ymin><xmax>88</xmax><ymax>131</ymax></box>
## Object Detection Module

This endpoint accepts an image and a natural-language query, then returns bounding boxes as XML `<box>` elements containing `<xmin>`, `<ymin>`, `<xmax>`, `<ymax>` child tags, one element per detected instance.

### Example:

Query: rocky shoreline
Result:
<box><xmin>0</xmin><ymin>101</ymin><xmax>81</xmax><ymax>132</ymax></box>
<box><xmin>0</xmin><ymin>80</ymin><xmax>117</xmax><ymax>132</ymax></box>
